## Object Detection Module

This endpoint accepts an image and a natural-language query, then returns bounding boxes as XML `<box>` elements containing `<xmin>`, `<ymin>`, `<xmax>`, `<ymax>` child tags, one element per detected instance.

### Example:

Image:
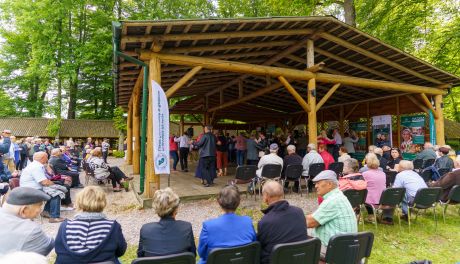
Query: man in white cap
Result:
<box><xmin>306</xmin><ymin>170</ymin><xmax>357</xmax><ymax>256</ymax></box>
<box><xmin>256</xmin><ymin>143</ymin><xmax>283</xmax><ymax>178</ymax></box>
<box><xmin>0</xmin><ymin>187</ymin><xmax>55</xmax><ymax>256</ymax></box>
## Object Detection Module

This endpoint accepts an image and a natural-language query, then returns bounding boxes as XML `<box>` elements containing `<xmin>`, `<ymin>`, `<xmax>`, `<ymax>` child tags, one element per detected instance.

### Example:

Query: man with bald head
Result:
<box><xmin>416</xmin><ymin>142</ymin><xmax>437</xmax><ymax>161</ymax></box>
<box><xmin>20</xmin><ymin>152</ymin><xmax>65</xmax><ymax>223</ymax></box>
<box><xmin>257</xmin><ymin>180</ymin><xmax>308</xmax><ymax>264</ymax></box>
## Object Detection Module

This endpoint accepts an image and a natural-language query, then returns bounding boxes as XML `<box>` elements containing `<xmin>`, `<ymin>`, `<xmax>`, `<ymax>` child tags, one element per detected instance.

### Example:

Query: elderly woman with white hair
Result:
<box><xmin>393</xmin><ymin>160</ymin><xmax>428</xmax><ymax>219</ymax></box>
<box><xmin>138</xmin><ymin>188</ymin><xmax>196</xmax><ymax>257</ymax></box>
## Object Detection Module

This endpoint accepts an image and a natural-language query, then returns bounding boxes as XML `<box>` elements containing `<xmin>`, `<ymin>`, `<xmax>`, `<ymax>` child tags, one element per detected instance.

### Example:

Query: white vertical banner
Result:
<box><xmin>152</xmin><ymin>80</ymin><xmax>170</xmax><ymax>174</ymax></box>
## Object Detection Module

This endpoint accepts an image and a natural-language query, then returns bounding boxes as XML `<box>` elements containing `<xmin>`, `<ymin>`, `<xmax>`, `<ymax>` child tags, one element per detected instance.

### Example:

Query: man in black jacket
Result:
<box><xmin>48</xmin><ymin>148</ymin><xmax>83</xmax><ymax>188</ymax></box>
<box><xmin>192</xmin><ymin>125</ymin><xmax>217</xmax><ymax>187</ymax></box>
<box><xmin>257</xmin><ymin>181</ymin><xmax>309</xmax><ymax>264</ymax></box>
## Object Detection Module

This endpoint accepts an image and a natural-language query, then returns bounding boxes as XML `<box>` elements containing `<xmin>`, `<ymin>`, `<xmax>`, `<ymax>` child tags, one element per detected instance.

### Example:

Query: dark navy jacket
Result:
<box><xmin>138</xmin><ymin>217</ymin><xmax>196</xmax><ymax>257</ymax></box>
<box><xmin>257</xmin><ymin>200</ymin><xmax>309</xmax><ymax>264</ymax></box>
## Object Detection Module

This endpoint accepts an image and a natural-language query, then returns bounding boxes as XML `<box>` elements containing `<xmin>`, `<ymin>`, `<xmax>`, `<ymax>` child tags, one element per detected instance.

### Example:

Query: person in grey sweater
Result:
<box><xmin>0</xmin><ymin>187</ymin><xmax>54</xmax><ymax>256</ymax></box>
<box><xmin>415</xmin><ymin>142</ymin><xmax>437</xmax><ymax>161</ymax></box>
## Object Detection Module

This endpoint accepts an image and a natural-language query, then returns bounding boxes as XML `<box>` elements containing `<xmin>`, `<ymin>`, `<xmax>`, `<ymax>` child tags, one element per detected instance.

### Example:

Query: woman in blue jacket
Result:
<box><xmin>198</xmin><ymin>185</ymin><xmax>256</xmax><ymax>264</ymax></box>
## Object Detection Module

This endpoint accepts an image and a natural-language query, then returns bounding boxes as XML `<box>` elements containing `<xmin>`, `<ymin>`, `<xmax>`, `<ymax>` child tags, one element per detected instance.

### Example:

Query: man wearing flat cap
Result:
<box><xmin>306</xmin><ymin>170</ymin><xmax>357</xmax><ymax>256</ymax></box>
<box><xmin>0</xmin><ymin>187</ymin><xmax>54</xmax><ymax>256</ymax></box>
<box><xmin>256</xmin><ymin>143</ymin><xmax>283</xmax><ymax>178</ymax></box>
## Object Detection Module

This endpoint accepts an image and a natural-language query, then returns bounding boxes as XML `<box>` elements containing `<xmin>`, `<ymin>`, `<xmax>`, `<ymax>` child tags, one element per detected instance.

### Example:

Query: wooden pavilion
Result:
<box><xmin>112</xmin><ymin>16</ymin><xmax>460</xmax><ymax>197</ymax></box>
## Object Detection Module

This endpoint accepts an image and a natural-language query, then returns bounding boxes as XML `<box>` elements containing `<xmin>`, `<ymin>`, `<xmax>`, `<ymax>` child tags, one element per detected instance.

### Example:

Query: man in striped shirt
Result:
<box><xmin>306</xmin><ymin>170</ymin><xmax>357</xmax><ymax>257</ymax></box>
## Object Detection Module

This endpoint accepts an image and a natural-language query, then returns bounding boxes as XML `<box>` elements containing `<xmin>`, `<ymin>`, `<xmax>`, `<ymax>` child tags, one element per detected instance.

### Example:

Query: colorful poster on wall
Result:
<box><xmin>400</xmin><ymin>114</ymin><xmax>426</xmax><ymax>153</ymax></box>
<box><xmin>152</xmin><ymin>80</ymin><xmax>170</xmax><ymax>174</ymax></box>
<box><xmin>372</xmin><ymin>115</ymin><xmax>392</xmax><ymax>148</ymax></box>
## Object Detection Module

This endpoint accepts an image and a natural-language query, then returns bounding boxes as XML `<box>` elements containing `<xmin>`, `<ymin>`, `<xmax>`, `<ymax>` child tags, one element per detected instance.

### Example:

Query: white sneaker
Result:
<box><xmin>61</xmin><ymin>207</ymin><xmax>75</xmax><ymax>211</ymax></box>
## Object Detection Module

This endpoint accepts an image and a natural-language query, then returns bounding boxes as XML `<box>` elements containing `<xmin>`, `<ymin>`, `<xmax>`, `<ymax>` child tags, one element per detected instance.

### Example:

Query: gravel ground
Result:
<box><xmin>41</xmin><ymin>158</ymin><xmax>319</xmax><ymax>246</ymax></box>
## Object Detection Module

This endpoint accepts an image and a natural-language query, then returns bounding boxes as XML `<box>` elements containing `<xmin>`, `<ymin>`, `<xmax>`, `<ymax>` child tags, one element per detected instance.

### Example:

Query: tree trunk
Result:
<box><xmin>37</xmin><ymin>90</ymin><xmax>47</xmax><ymax>116</ymax></box>
<box><xmin>344</xmin><ymin>0</ymin><xmax>356</xmax><ymax>27</ymax></box>
<box><xmin>67</xmin><ymin>73</ymin><xmax>78</xmax><ymax>119</ymax></box>
<box><xmin>118</xmin><ymin>130</ymin><xmax>124</xmax><ymax>151</ymax></box>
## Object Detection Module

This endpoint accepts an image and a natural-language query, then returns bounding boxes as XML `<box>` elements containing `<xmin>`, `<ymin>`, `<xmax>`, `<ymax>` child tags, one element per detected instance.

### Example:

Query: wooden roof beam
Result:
<box><xmin>161</xmin><ymin>40</ymin><xmax>297</xmax><ymax>54</ymax></box>
<box><xmin>126</xmin><ymin>28</ymin><xmax>314</xmax><ymax>43</ymax></box>
<box><xmin>406</xmin><ymin>95</ymin><xmax>430</xmax><ymax>114</ymax></box>
<box><xmin>165</xmin><ymin>66</ymin><xmax>202</xmax><ymax>98</ymax></box>
<box><xmin>419</xmin><ymin>93</ymin><xmax>438</xmax><ymax>119</ymax></box>
<box><xmin>143</xmin><ymin>52</ymin><xmax>446</xmax><ymax>95</ymax></box>
<box><xmin>318</xmin><ymin>32</ymin><xmax>445</xmax><ymax>85</ymax></box>
<box><xmin>202</xmin><ymin>38</ymin><xmax>311</xmax><ymax>97</ymax></box>
<box><xmin>316</xmin><ymin>83</ymin><xmax>341</xmax><ymax>112</ymax></box>
<box><xmin>278</xmin><ymin>76</ymin><xmax>311</xmax><ymax>112</ymax></box>
<box><xmin>314</xmin><ymin>47</ymin><xmax>403</xmax><ymax>83</ymax></box>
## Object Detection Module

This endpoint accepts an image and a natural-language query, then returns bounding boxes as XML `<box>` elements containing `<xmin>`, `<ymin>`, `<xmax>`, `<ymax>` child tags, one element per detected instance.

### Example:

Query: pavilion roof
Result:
<box><xmin>112</xmin><ymin>16</ymin><xmax>460</xmax><ymax>122</ymax></box>
<box><xmin>0</xmin><ymin>118</ymin><xmax>119</xmax><ymax>138</ymax></box>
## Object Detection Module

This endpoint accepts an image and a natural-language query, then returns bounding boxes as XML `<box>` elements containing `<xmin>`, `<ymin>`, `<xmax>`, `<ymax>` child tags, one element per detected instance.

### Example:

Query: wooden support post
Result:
<box><xmin>147</xmin><ymin>55</ymin><xmax>162</xmax><ymax>197</ymax></box>
<box><xmin>316</xmin><ymin>83</ymin><xmax>340</xmax><ymax>112</ymax></box>
<box><xmin>126</xmin><ymin>98</ymin><xmax>133</xmax><ymax>165</ymax></box>
<box><xmin>306</xmin><ymin>39</ymin><xmax>317</xmax><ymax>144</ymax></box>
<box><xmin>434</xmin><ymin>95</ymin><xmax>445</xmax><ymax>145</ymax></box>
<box><xmin>165</xmin><ymin>66</ymin><xmax>202</xmax><ymax>98</ymax></box>
<box><xmin>396</xmin><ymin>97</ymin><xmax>401</xmax><ymax>147</ymax></box>
<box><xmin>339</xmin><ymin>106</ymin><xmax>344</xmax><ymax>135</ymax></box>
<box><xmin>132</xmin><ymin>89</ymin><xmax>141</xmax><ymax>174</ymax></box>
<box><xmin>238</xmin><ymin>79</ymin><xmax>243</xmax><ymax>98</ymax></box>
<box><xmin>308</xmin><ymin>78</ymin><xmax>317</xmax><ymax>144</ymax></box>
<box><xmin>278</xmin><ymin>76</ymin><xmax>311</xmax><ymax>112</ymax></box>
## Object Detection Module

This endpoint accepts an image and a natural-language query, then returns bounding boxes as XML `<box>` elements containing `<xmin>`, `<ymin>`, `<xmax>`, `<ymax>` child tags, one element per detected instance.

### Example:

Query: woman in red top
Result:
<box><xmin>169</xmin><ymin>135</ymin><xmax>179</xmax><ymax>171</ymax></box>
<box><xmin>318</xmin><ymin>144</ymin><xmax>334</xmax><ymax>169</ymax></box>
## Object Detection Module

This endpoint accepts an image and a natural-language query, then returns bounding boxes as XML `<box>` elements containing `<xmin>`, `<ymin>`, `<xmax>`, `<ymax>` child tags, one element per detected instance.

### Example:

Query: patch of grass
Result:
<box><xmin>366</xmin><ymin>205</ymin><xmax>460</xmax><ymax>263</ymax></box>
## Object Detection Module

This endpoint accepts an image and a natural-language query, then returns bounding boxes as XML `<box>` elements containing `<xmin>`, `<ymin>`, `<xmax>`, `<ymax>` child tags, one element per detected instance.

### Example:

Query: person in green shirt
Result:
<box><xmin>306</xmin><ymin>170</ymin><xmax>357</xmax><ymax>256</ymax></box>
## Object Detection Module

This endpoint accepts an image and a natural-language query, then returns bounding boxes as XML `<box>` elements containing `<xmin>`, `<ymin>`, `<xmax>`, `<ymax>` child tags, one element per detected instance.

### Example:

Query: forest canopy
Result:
<box><xmin>0</xmin><ymin>0</ymin><xmax>458</xmax><ymax>121</ymax></box>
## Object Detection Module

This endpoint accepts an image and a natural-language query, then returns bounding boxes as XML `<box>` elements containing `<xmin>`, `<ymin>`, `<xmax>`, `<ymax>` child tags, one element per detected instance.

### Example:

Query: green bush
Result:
<box><xmin>112</xmin><ymin>150</ymin><xmax>125</xmax><ymax>158</ymax></box>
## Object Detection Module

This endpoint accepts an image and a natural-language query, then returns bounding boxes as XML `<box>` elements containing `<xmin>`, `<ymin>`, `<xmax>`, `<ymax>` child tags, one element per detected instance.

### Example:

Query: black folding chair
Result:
<box><xmin>437</xmin><ymin>168</ymin><xmax>451</xmax><ymax>178</ymax></box>
<box><xmin>423</xmin><ymin>158</ymin><xmax>435</xmax><ymax>168</ymax></box>
<box><xmin>440</xmin><ymin>185</ymin><xmax>460</xmax><ymax>222</ymax></box>
<box><xmin>302</xmin><ymin>163</ymin><xmax>325</xmax><ymax>195</ymax></box>
<box><xmin>368</xmin><ymin>187</ymin><xmax>406</xmax><ymax>229</ymax></box>
<box><xmin>408</xmin><ymin>187</ymin><xmax>442</xmax><ymax>231</ymax></box>
<box><xmin>420</xmin><ymin>170</ymin><xmax>432</xmax><ymax>182</ymax></box>
<box><xmin>328</xmin><ymin>162</ymin><xmax>344</xmax><ymax>177</ymax></box>
<box><xmin>325</xmin><ymin>232</ymin><xmax>374</xmax><ymax>264</ymax></box>
<box><xmin>234</xmin><ymin>165</ymin><xmax>257</xmax><ymax>198</ymax></box>
<box><xmin>413</xmin><ymin>159</ymin><xmax>424</xmax><ymax>172</ymax></box>
<box><xmin>256</xmin><ymin>164</ymin><xmax>283</xmax><ymax>200</ymax></box>
<box><xmin>384</xmin><ymin>171</ymin><xmax>397</xmax><ymax>187</ymax></box>
<box><xmin>343</xmin><ymin>189</ymin><xmax>368</xmax><ymax>229</ymax></box>
<box><xmin>271</xmin><ymin>238</ymin><xmax>321</xmax><ymax>264</ymax></box>
<box><xmin>131</xmin><ymin>252</ymin><xmax>195</xmax><ymax>264</ymax></box>
<box><xmin>282</xmin><ymin>164</ymin><xmax>304</xmax><ymax>196</ymax></box>
<box><xmin>207</xmin><ymin>241</ymin><xmax>260</xmax><ymax>264</ymax></box>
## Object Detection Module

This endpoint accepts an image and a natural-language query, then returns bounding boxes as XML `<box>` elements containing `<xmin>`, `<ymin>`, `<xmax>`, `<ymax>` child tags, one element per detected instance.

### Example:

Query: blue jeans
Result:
<box><xmin>401</xmin><ymin>194</ymin><xmax>415</xmax><ymax>215</ymax></box>
<box><xmin>236</xmin><ymin>150</ymin><xmax>246</xmax><ymax>166</ymax></box>
<box><xmin>170</xmin><ymin>151</ymin><xmax>179</xmax><ymax>170</ymax></box>
<box><xmin>44</xmin><ymin>195</ymin><xmax>61</xmax><ymax>218</ymax></box>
